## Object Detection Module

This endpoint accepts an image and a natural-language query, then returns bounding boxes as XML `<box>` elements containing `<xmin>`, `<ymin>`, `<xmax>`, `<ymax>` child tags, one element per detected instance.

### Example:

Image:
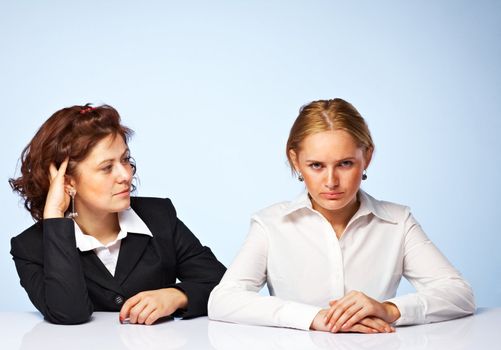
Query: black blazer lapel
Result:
<box><xmin>114</xmin><ymin>233</ymin><xmax>151</xmax><ymax>285</ymax></box>
<box><xmin>79</xmin><ymin>250</ymin><xmax>123</xmax><ymax>294</ymax></box>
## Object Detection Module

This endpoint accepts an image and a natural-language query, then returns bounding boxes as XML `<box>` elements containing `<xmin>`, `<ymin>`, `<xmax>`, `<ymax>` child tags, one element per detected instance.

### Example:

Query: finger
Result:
<box><xmin>359</xmin><ymin>317</ymin><xmax>390</xmax><ymax>333</ymax></box>
<box><xmin>145</xmin><ymin>310</ymin><xmax>160</xmax><ymax>325</ymax></box>
<box><xmin>327</xmin><ymin>300</ymin><xmax>356</xmax><ymax>332</ymax></box>
<box><xmin>324</xmin><ymin>306</ymin><xmax>334</xmax><ymax>324</ymax></box>
<box><xmin>49</xmin><ymin>163</ymin><xmax>58</xmax><ymax>182</ymax></box>
<box><xmin>348</xmin><ymin>323</ymin><xmax>379</xmax><ymax>334</ymax></box>
<box><xmin>129</xmin><ymin>301</ymin><xmax>148</xmax><ymax>324</ymax></box>
<box><xmin>120</xmin><ymin>295</ymin><xmax>141</xmax><ymax>321</ymax></box>
<box><xmin>137</xmin><ymin>304</ymin><xmax>156</xmax><ymax>324</ymax></box>
<box><xmin>57</xmin><ymin>157</ymin><xmax>69</xmax><ymax>177</ymax></box>
<box><xmin>337</xmin><ymin>304</ymin><xmax>365</xmax><ymax>331</ymax></box>
<box><xmin>324</xmin><ymin>298</ymin><xmax>348</xmax><ymax>324</ymax></box>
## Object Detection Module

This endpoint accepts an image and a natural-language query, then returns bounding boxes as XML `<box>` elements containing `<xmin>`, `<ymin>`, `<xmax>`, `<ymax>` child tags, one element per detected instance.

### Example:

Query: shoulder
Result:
<box><xmin>360</xmin><ymin>191</ymin><xmax>412</xmax><ymax>224</ymax></box>
<box><xmin>129</xmin><ymin>196</ymin><xmax>178</xmax><ymax>233</ymax></box>
<box><xmin>250</xmin><ymin>200</ymin><xmax>297</xmax><ymax>228</ymax></box>
<box><xmin>130</xmin><ymin>196</ymin><xmax>176</xmax><ymax>217</ymax></box>
<box><xmin>12</xmin><ymin>221</ymin><xmax>43</xmax><ymax>242</ymax></box>
<box><xmin>10</xmin><ymin>221</ymin><xmax>43</xmax><ymax>258</ymax></box>
<box><xmin>253</xmin><ymin>201</ymin><xmax>291</xmax><ymax>219</ymax></box>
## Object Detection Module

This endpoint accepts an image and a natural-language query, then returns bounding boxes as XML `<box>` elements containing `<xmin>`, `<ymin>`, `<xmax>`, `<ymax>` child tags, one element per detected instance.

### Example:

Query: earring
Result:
<box><xmin>298</xmin><ymin>172</ymin><xmax>304</xmax><ymax>182</ymax></box>
<box><xmin>68</xmin><ymin>188</ymin><xmax>78</xmax><ymax>218</ymax></box>
<box><xmin>362</xmin><ymin>170</ymin><xmax>368</xmax><ymax>181</ymax></box>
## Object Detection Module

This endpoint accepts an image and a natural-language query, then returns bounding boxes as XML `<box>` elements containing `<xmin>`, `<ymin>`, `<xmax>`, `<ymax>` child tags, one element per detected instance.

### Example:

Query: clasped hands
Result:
<box><xmin>119</xmin><ymin>288</ymin><xmax>188</xmax><ymax>325</ymax></box>
<box><xmin>311</xmin><ymin>291</ymin><xmax>401</xmax><ymax>333</ymax></box>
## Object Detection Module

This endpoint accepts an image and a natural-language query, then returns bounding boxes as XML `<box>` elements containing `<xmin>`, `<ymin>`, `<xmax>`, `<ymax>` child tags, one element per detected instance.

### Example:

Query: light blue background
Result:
<box><xmin>1</xmin><ymin>1</ymin><xmax>500</xmax><ymax>311</ymax></box>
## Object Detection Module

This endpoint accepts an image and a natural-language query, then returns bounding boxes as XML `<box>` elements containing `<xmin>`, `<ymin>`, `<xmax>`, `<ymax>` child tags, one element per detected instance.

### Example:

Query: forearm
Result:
<box><xmin>13</xmin><ymin>219</ymin><xmax>93</xmax><ymax>324</ymax></box>
<box><xmin>42</xmin><ymin>219</ymin><xmax>93</xmax><ymax>323</ymax></box>
<box><xmin>397</xmin><ymin>213</ymin><xmax>476</xmax><ymax>326</ymax></box>
<box><xmin>208</xmin><ymin>281</ymin><xmax>321</xmax><ymax>330</ymax></box>
<box><xmin>172</xmin><ymin>213</ymin><xmax>226</xmax><ymax>318</ymax></box>
<box><xmin>387</xmin><ymin>278</ymin><xmax>475</xmax><ymax>326</ymax></box>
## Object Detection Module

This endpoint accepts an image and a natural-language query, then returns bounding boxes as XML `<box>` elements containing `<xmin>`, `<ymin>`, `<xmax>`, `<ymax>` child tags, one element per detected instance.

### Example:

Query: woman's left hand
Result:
<box><xmin>324</xmin><ymin>290</ymin><xmax>400</xmax><ymax>333</ymax></box>
<box><xmin>119</xmin><ymin>288</ymin><xmax>188</xmax><ymax>325</ymax></box>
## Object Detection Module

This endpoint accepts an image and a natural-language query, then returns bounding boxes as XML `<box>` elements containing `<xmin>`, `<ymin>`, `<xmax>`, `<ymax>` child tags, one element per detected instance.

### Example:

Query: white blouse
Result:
<box><xmin>208</xmin><ymin>191</ymin><xmax>475</xmax><ymax>330</ymax></box>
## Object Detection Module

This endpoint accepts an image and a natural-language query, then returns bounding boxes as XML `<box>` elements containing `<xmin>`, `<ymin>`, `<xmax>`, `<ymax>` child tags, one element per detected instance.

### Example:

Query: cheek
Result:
<box><xmin>77</xmin><ymin>178</ymin><xmax>109</xmax><ymax>197</ymax></box>
<box><xmin>302</xmin><ymin>172</ymin><xmax>323</xmax><ymax>191</ymax></box>
<box><xmin>345</xmin><ymin>169</ymin><xmax>363</xmax><ymax>187</ymax></box>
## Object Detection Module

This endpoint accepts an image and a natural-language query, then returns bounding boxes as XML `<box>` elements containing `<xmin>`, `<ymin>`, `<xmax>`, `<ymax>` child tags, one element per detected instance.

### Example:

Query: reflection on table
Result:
<box><xmin>0</xmin><ymin>308</ymin><xmax>498</xmax><ymax>350</ymax></box>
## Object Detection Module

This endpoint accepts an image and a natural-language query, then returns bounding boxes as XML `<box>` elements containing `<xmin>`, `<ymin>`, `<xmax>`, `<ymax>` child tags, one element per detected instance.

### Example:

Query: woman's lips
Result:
<box><xmin>320</xmin><ymin>192</ymin><xmax>344</xmax><ymax>199</ymax></box>
<box><xmin>114</xmin><ymin>189</ymin><xmax>130</xmax><ymax>196</ymax></box>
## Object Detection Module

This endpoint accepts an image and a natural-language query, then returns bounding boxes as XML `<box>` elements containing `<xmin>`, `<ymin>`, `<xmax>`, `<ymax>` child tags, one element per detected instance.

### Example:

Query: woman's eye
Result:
<box><xmin>339</xmin><ymin>160</ymin><xmax>353</xmax><ymax>168</ymax></box>
<box><xmin>121</xmin><ymin>156</ymin><xmax>131</xmax><ymax>164</ymax></box>
<box><xmin>101</xmin><ymin>165</ymin><xmax>113</xmax><ymax>172</ymax></box>
<box><xmin>309</xmin><ymin>163</ymin><xmax>322</xmax><ymax>170</ymax></box>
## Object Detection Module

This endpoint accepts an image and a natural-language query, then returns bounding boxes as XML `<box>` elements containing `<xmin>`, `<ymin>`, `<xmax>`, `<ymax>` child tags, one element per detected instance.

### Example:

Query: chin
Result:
<box><xmin>114</xmin><ymin>199</ymin><xmax>131</xmax><ymax>211</ymax></box>
<box><xmin>316</xmin><ymin>198</ymin><xmax>350</xmax><ymax>212</ymax></box>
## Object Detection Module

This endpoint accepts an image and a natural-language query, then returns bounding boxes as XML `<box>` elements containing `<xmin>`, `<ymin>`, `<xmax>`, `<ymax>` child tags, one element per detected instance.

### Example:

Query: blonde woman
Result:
<box><xmin>208</xmin><ymin>98</ymin><xmax>475</xmax><ymax>333</ymax></box>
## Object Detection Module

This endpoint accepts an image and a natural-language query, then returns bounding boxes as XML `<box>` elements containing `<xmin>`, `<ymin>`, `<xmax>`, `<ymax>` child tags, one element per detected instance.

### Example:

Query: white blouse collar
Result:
<box><xmin>73</xmin><ymin>207</ymin><xmax>153</xmax><ymax>252</ymax></box>
<box><xmin>283</xmin><ymin>190</ymin><xmax>397</xmax><ymax>224</ymax></box>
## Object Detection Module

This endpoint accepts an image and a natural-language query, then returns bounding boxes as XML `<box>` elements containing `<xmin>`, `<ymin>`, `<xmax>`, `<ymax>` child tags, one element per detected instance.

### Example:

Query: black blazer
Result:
<box><xmin>10</xmin><ymin>197</ymin><xmax>226</xmax><ymax>325</ymax></box>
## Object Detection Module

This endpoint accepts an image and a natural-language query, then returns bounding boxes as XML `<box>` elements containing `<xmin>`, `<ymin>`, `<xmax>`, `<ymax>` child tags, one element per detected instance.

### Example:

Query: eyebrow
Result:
<box><xmin>97</xmin><ymin>148</ymin><xmax>130</xmax><ymax>167</ymax></box>
<box><xmin>305</xmin><ymin>157</ymin><xmax>356</xmax><ymax>163</ymax></box>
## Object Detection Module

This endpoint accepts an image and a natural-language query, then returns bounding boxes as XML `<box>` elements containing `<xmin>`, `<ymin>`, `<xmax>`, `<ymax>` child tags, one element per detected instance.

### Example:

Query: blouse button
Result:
<box><xmin>114</xmin><ymin>295</ymin><xmax>124</xmax><ymax>305</ymax></box>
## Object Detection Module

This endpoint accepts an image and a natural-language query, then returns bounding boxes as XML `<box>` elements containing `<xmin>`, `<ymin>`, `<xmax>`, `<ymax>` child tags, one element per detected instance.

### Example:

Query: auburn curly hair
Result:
<box><xmin>9</xmin><ymin>104</ymin><xmax>134</xmax><ymax>221</ymax></box>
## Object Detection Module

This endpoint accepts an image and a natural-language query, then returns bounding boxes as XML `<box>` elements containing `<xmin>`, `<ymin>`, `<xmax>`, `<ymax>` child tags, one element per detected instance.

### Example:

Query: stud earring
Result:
<box><xmin>68</xmin><ymin>188</ymin><xmax>78</xmax><ymax>218</ymax></box>
<box><xmin>362</xmin><ymin>170</ymin><xmax>368</xmax><ymax>181</ymax></box>
<box><xmin>298</xmin><ymin>172</ymin><xmax>304</xmax><ymax>182</ymax></box>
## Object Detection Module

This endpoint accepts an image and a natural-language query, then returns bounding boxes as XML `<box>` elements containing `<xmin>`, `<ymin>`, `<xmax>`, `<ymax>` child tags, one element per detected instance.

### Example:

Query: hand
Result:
<box><xmin>119</xmin><ymin>288</ymin><xmax>188</xmax><ymax>325</ymax></box>
<box><xmin>43</xmin><ymin>158</ymin><xmax>71</xmax><ymax>219</ymax></box>
<box><xmin>310</xmin><ymin>310</ymin><xmax>394</xmax><ymax>333</ymax></box>
<box><xmin>310</xmin><ymin>309</ymin><xmax>331</xmax><ymax>331</ymax></box>
<box><xmin>324</xmin><ymin>291</ymin><xmax>400</xmax><ymax>333</ymax></box>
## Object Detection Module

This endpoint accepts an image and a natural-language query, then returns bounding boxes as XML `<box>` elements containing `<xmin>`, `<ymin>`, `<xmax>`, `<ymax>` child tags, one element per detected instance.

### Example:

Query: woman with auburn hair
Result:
<box><xmin>10</xmin><ymin>104</ymin><xmax>225</xmax><ymax>325</ymax></box>
<box><xmin>209</xmin><ymin>98</ymin><xmax>475</xmax><ymax>333</ymax></box>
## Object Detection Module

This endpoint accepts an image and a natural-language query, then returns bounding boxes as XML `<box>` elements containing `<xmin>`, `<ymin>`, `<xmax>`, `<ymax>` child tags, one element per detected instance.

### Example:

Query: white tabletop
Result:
<box><xmin>1</xmin><ymin>308</ymin><xmax>499</xmax><ymax>350</ymax></box>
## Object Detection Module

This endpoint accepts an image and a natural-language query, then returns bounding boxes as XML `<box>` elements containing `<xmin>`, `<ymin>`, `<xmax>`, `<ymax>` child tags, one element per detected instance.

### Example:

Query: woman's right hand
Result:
<box><xmin>43</xmin><ymin>158</ymin><xmax>71</xmax><ymax>219</ymax></box>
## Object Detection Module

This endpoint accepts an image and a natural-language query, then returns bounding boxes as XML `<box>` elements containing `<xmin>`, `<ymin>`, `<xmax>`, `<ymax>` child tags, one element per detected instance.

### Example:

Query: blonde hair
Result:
<box><xmin>286</xmin><ymin>98</ymin><xmax>374</xmax><ymax>174</ymax></box>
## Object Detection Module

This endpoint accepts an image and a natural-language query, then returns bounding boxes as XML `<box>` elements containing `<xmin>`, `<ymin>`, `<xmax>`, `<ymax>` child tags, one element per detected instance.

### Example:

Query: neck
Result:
<box><xmin>312</xmin><ymin>194</ymin><xmax>360</xmax><ymax>238</ymax></box>
<box><xmin>74</xmin><ymin>210</ymin><xmax>120</xmax><ymax>246</ymax></box>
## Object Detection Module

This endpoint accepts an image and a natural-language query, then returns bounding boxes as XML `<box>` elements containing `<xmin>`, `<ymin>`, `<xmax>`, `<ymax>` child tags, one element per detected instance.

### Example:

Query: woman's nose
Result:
<box><xmin>325</xmin><ymin>168</ymin><xmax>338</xmax><ymax>189</ymax></box>
<box><xmin>117</xmin><ymin>163</ymin><xmax>133</xmax><ymax>183</ymax></box>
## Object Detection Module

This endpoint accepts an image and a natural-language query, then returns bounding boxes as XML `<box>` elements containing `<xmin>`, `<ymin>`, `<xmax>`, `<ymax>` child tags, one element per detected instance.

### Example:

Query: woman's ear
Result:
<box><xmin>289</xmin><ymin>149</ymin><xmax>300</xmax><ymax>173</ymax></box>
<box><xmin>364</xmin><ymin>147</ymin><xmax>374</xmax><ymax>169</ymax></box>
<box><xmin>64</xmin><ymin>175</ymin><xmax>76</xmax><ymax>190</ymax></box>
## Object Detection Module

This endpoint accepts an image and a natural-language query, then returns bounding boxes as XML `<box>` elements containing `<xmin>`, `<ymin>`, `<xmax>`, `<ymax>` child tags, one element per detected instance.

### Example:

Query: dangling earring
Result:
<box><xmin>362</xmin><ymin>169</ymin><xmax>368</xmax><ymax>181</ymax></box>
<box><xmin>68</xmin><ymin>188</ymin><xmax>78</xmax><ymax>218</ymax></box>
<box><xmin>298</xmin><ymin>172</ymin><xmax>304</xmax><ymax>182</ymax></box>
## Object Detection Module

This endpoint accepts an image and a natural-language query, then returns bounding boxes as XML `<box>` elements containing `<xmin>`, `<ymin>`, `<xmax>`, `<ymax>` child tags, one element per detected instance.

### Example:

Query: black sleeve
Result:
<box><xmin>10</xmin><ymin>219</ymin><xmax>94</xmax><ymax>324</ymax></box>
<box><xmin>164</xmin><ymin>200</ymin><xmax>226</xmax><ymax>319</ymax></box>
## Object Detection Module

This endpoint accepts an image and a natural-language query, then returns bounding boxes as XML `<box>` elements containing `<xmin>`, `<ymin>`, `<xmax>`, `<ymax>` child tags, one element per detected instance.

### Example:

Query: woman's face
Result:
<box><xmin>70</xmin><ymin>134</ymin><xmax>133</xmax><ymax>218</ymax></box>
<box><xmin>290</xmin><ymin>130</ymin><xmax>371</xmax><ymax>219</ymax></box>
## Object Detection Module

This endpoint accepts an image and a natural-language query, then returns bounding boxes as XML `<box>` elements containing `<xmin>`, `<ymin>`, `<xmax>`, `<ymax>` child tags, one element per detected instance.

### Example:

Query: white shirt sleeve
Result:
<box><xmin>208</xmin><ymin>219</ymin><xmax>322</xmax><ymax>330</ymax></box>
<box><xmin>386</xmin><ymin>211</ymin><xmax>476</xmax><ymax>325</ymax></box>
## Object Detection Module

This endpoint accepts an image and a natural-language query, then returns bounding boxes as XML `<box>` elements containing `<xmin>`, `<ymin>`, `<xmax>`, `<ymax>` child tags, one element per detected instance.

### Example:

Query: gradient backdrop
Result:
<box><xmin>1</xmin><ymin>0</ymin><xmax>500</xmax><ymax>311</ymax></box>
